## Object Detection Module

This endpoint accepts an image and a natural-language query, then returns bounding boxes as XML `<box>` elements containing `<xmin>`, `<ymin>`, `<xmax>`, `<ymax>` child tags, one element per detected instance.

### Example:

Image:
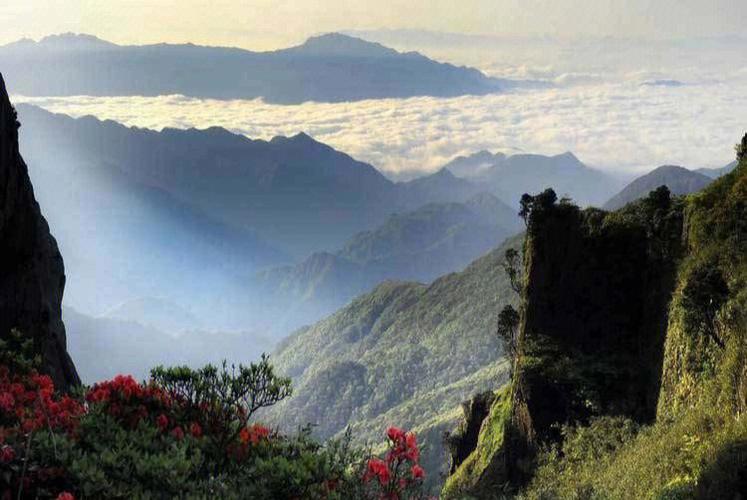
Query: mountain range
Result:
<box><xmin>0</xmin><ymin>33</ymin><xmax>506</xmax><ymax>104</ymax></box>
<box><xmin>18</xmin><ymin>104</ymin><xmax>618</xmax><ymax>338</ymax></box>
<box><xmin>696</xmin><ymin>160</ymin><xmax>739</xmax><ymax>178</ymax></box>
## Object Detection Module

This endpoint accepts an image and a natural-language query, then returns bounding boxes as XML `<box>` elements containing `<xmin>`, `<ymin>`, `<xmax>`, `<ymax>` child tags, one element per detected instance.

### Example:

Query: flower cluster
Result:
<box><xmin>363</xmin><ymin>427</ymin><xmax>426</xmax><ymax>499</ymax></box>
<box><xmin>0</xmin><ymin>365</ymin><xmax>84</xmax><ymax>498</ymax></box>
<box><xmin>0</xmin><ymin>355</ymin><xmax>426</xmax><ymax>499</ymax></box>
<box><xmin>0</xmin><ymin>366</ymin><xmax>84</xmax><ymax>435</ymax></box>
<box><xmin>239</xmin><ymin>423</ymin><xmax>271</xmax><ymax>446</ymax></box>
<box><xmin>86</xmin><ymin>375</ymin><xmax>172</xmax><ymax>429</ymax></box>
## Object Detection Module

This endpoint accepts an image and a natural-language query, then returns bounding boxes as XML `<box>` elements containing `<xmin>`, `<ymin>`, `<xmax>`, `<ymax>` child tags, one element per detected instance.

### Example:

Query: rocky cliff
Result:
<box><xmin>0</xmin><ymin>73</ymin><xmax>79</xmax><ymax>388</ymax></box>
<box><xmin>444</xmin><ymin>138</ymin><xmax>747</xmax><ymax>498</ymax></box>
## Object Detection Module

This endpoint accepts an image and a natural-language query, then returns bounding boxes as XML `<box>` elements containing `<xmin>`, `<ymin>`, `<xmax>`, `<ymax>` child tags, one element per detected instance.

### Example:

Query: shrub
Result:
<box><xmin>360</xmin><ymin>426</ymin><xmax>428</xmax><ymax>499</ymax></box>
<box><xmin>0</xmin><ymin>352</ymin><xmax>427</xmax><ymax>499</ymax></box>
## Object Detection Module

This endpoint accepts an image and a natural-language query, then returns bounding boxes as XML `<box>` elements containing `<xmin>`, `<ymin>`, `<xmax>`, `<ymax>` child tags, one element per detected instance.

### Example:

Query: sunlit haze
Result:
<box><xmin>2</xmin><ymin>0</ymin><xmax>746</xmax><ymax>50</ymax></box>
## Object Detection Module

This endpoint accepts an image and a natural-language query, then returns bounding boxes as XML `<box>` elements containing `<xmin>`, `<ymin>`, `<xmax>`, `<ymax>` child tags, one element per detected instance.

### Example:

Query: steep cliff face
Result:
<box><xmin>445</xmin><ymin>144</ymin><xmax>747</xmax><ymax>498</ymax></box>
<box><xmin>443</xmin><ymin>191</ymin><xmax>685</xmax><ymax>497</ymax></box>
<box><xmin>509</xmin><ymin>193</ymin><xmax>684</xmax><ymax>481</ymax></box>
<box><xmin>0</xmin><ymin>73</ymin><xmax>79</xmax><ymax>388</ymax></box>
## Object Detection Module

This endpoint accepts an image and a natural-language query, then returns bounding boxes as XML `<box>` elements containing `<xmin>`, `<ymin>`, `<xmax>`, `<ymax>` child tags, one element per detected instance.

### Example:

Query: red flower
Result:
<box><xmin>171</xmin><ymin>426</ymin><xmax>185</xmax><ymax>441</ymax></box>
<box><xmin>252</xmin><ymin>424</ymin><xmax>270</xmax><ymax>440</ymax></box>
<box><xmin>56</xmin><ymin>493</ymin><xmax>75</xmax><ymax>500</ymax></box>
<box><xmin>365</xmin><ymin>458</ymin><xmax>390</xmax><ymax>485</ymax></box>
<box><xmin>405</xmin><ymin>434</ymin><xmax>419</xmax><ymax>461</ymax></box>
<box><xmin>239</xmin><ymin>427</ymin><xmax>251</xmax><ymax>445</ymax></box>
<box><xmin>0</xmin><ymin>392</ymin><xmax>14</xmax><ymax>412</ymax></box>
<box><xmin>411</xmin><ymin>464</ymin><xmax>425</xmax><ymax>480</ymax></box>
<box><xmin>156</xmin><ymin>414</ymin><xmax>169</xmax><ymax>431</ymax></box>
<box><xmin>190</xmin><ymin>422</ymin><xmax>203</xmax><ymax>438</ymax></box>
<box><xmin>0</xmin><ymin>446</ymin><xmax>14</xmax><ymax>463</ymax></box>
<box><xmin>386</xmin><ymin>426</ymin><xmax>405</xmax><ymax>443</ymax></box>
<box><xmin>240</xmin><ymin>424</ymin><xmax>270</xmax><ymax>445</ymax></box>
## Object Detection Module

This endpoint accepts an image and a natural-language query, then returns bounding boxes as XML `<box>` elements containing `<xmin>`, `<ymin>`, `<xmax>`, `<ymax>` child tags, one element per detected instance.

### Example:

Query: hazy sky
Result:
<box><xmin>1</xmin><ymin>0</ymin><xmax>746</xmax><ymax>50</ymax></box>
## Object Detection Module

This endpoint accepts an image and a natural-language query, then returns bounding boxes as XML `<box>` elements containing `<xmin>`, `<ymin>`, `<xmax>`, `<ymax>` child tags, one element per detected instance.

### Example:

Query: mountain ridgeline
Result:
<box><xmin>16</xmin><ymin>104</ymin><xmax>615</xmax><ymax>341</ymax></box>
<box><xmin>444</xmin><ymin>138</ymin><xmax>747</xmax><ymax>498</ymax></box>
<box><xmin>604</xmin><ymin>164</ymin><xmax>713</xmax><ymax>210</ymax></box>
<box><xmin>0</xmin><ymin>33</ymin><xmax>506</xmax><ymax>104</ymax></box>
<box><xmin>442</xmin><ymin>149</ymin><xmax>621</xmax><ymax>208</ymax></box>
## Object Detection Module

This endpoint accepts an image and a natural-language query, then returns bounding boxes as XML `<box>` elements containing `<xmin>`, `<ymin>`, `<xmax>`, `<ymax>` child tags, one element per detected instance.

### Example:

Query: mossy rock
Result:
<box><xmin>442</xmin><ymin>385</ymin><xmax>512</xmax><ymax>499</ymax></box>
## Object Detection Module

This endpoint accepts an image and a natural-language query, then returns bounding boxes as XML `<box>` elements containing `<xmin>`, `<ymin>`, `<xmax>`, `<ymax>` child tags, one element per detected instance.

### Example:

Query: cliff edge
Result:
<box><xmin>444</xmin><ymin>135</ymin><xmax>747</xmax><ymax>498</ymax></box>
<box><xmin>0</xmin><ymin>73</ymin><xmax>79</xmax><ymax>388</ymax></box>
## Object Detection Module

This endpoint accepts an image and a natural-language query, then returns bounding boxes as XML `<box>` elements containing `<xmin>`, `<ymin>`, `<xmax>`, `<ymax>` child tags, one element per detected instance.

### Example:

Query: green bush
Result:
<box><xmin>0</xmin><ymin>353</ymin><xmax>428</xmax><ymax>499</ymax></box>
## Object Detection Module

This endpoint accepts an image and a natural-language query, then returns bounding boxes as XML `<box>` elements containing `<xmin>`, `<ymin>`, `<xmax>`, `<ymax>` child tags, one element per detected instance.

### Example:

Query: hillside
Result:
<box><xmin>0</xmin><ymin>33</ymin><xmax>505</xmax><ymax>103</ymax></box>
<box><xmin>604</xmin><ymin>164</ymin><xmax>713</xmax><ymax>209</ymax></box>
<box><xmin>265</xmin><ymin>236</ymin><xmax>522</xmax><ymax>492</ymax></box>
<box><xmin>253</xmin><ymin>194</ymin><xmax>520</xmax><ymax>332</ymax></box>
<box><xmin>16</xmin><ymin>104</ymin><xmax>398</xmax><ymax>258</ymax></box>
<box><xmin>443</xmin><ymin>136</ymin><xmax>747</xmax><ymax>498</ymax></box>
<box><xmin>445</xmin><ymin>150</ymin><xmax>620</xmax><ymax>208</ymax></box>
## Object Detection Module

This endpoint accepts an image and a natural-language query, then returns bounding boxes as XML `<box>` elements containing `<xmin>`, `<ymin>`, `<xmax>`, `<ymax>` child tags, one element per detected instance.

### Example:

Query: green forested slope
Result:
<box><xmin>265</xmin><ymin>236</ymin><xmax>522</xmax><ymax>491</ymax></box>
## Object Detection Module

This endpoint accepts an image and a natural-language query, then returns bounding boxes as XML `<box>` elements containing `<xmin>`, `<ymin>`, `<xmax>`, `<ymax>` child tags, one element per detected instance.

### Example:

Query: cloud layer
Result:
<box><xmin>14</xmin><ymin>75</ymin><xmax>747</xmax><ymax>178</ymax></box>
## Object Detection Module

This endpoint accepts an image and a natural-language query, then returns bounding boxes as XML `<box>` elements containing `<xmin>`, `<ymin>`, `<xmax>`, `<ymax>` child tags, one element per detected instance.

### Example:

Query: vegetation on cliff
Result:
<box><xmin>443</xmin><ymin>135</ymin><xmax>747</xmax><ymax>499</ymax></box>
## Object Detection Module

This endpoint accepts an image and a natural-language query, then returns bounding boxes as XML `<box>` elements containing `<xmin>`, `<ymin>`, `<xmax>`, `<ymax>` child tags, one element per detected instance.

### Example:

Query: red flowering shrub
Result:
<box><xmin>0</xmin><ymin>336</ymin><xmax>429</xmax><ymax>499</ymax></box>
<box><xmin>0</xmin><ymin>359</ymin><xmax>84</xmax><ymax>498</ymax></box>
<box><xmin>361</xmin><ymin>426</ymin><xmax>428</xmax><ymax>499</ymax></box>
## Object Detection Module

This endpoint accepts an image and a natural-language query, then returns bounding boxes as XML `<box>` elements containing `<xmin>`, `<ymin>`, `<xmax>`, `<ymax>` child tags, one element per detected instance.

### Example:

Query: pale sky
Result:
<box><xmin>1</xmin><ymin>0</ymin><xmax>745</xmax><ymax>50</ymax></box>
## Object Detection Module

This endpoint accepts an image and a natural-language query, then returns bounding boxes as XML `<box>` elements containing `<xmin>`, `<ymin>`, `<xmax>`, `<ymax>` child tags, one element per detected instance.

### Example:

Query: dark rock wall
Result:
<box><xmin>0</xmin><ymin>73</ymin><xmax>79</xmax><ymax>388</ymax></box>
<box><xmin>447</xmin><ymin>391</ymin><xmax>496</xmax><ymax>474</ymax></box>
<box><xmin>509</xmin><ymin>199</ymin><xmax>683</xmax><ymax>482</ymax></box>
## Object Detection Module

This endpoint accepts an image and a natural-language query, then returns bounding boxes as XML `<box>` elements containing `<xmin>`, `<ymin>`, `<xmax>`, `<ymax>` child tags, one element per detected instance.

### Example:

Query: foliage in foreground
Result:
<box><xmin>0</xmin><ymin>343</ymin><xmax>428</xmax><ymax>499</ymax></box>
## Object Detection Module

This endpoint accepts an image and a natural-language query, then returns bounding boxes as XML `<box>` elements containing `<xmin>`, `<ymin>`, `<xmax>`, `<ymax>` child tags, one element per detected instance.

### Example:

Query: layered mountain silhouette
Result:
<box><xmin>64</xmin><ymin>307</ymin><xmax>273</xmax><ymax>383</ymax></box>
<box><xmin>604</xmin><ymin>165</ymin><xmax>714</xmax><ymax>210</ymax></box>
<box><xmin>441</xmin><ymin>150</ymin><xmax>621</xmax><ymax>207</ymax></box>
<box><xmin>17</xmin><ymin>105</ymin><xmax>400</xmax><ymax>259</ymax></box>
<box><xmin>18</xmin><ymin>105</ymin><xmax>624</xmax><ymax>339</ymax></box>
<box><xmin>252</xmin><ymin>193</ymin><xmax>521</xmax><ymax>332</ymax></box>
<box><xmin>695</xmin><ymin>160</ymin><xmax>738</xmax><ymax>178</ymax></box>
<box><xmin>0</xmin><ymin>33</ymin><xmax>506</xmax><ymax>103</ymax></box>
<box><xmin>17</xmin><ymin>105</ymin><xmax>290</xmax><ymax>328</ymax></box>
<box><xmin>15</xmin><ymin>105</ymin><xmax>509</xmax><ymax>335</ymax></box>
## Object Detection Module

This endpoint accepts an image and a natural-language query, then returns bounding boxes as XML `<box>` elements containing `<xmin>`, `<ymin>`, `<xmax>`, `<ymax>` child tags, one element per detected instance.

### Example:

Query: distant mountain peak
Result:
<box><xmin>37</xmin><ymin>33</ymin><xmax>116</xmax><ymax>49</ymax></box>
<box><xmin>432</xmin><ymin>167</ymin><xmax>456</xmax><ymax>178</ymax></box>
<box><xmin>270</xmin><ymin>131</ymin><xmax>321</xmax><ymax>147</ymax></box>
<box><xmin>603</xmin><ymin>164</ymin><xmax>712</xmax><ymax>210</ymax></box>
<box><xmin>292</xmin><ymin>33</ymin><xmax>399</xmax><ymax>57</ymax></box>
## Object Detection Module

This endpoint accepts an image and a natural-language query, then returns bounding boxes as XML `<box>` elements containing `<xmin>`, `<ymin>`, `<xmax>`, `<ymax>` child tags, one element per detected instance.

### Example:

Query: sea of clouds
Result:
<box><xmin>14</xmin><ymin>69</ymin><xmax>747</xmax><ymax>179</ymax></box>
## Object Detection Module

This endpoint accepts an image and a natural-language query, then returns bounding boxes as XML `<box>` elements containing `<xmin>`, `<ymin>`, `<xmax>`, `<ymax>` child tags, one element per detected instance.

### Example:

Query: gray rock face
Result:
<box><xmin>0</xmin><ymin>73</ymin><xmax>79</xmax><ymax>388</ymax></box>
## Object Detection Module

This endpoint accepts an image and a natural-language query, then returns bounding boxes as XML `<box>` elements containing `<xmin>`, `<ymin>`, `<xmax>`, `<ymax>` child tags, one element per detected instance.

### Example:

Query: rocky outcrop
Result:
<box><xmin>446</xmin><ymin>391</ymin><xmax>496</xmax><ymax>474</ymax></box>
<box><xmin>508</xmin><ymin>194</ymin><xmax>684</xmax><ymax>481</ymax></box>
<box><xmin>444</xmin><ymin>188</ymin><xmax>687</xmax><ymax>495</ymax></box>
<box><xmin>0</xmin><ymin>73</ymin><xmax>79</xmax><ymax>388</ymax></box>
